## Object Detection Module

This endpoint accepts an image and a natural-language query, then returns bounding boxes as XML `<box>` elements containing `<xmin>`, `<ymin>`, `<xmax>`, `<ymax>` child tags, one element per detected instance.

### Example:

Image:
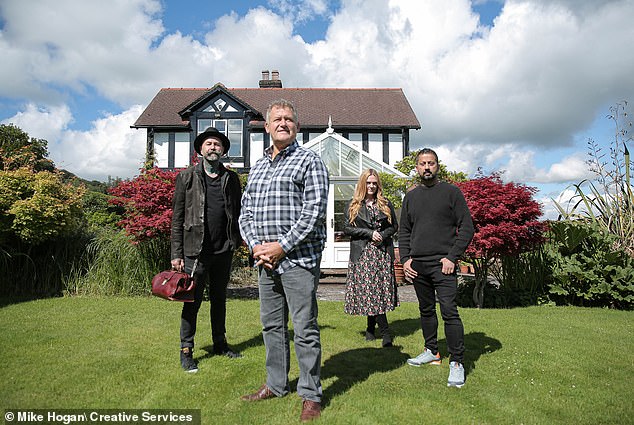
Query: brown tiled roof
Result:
<box><xmin>133</xmin><ymin>86</ymin><xmax>420</xmax><ymax>129</ymax></box>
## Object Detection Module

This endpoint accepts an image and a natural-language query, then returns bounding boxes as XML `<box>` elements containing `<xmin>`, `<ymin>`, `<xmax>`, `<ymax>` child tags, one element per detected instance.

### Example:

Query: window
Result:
<box><xmin>368</xmin><ymin>133</ymin><xmax>383</xmax><ymax>162</ymax></box>
<box><xmin>227</xmin><ymin>119</ymin><xmax>242</xmax><ymax>157</ymax></box>
<box><xmin>174</xmin><ymin>133</ymin><xmax>190</xmax><ymax>168</ymax></box>
<box><xmin>198</xmin><ymin>119</ymin><xmax>212</xmax><ymax>133</ymax></box>
<box><xmin>250</xmin><ymin>132</ymin><xmax>264</xmax><ymax>166</ymax></box>
<box><xmin>308</xmin><ymin>132</ymin><xmax>322</xmax><ymax>142</ymax></box>
<box><xmin>333</xmin><ymin>183</ymin><xmax>355</xmax><ymax>242</ymax></box>
<box><xmin>154</xmin><ymin>132</ymin><xmax>169</xmax><ymax>168</ymax></box>
<box><xmin>347</xmin><ymin>133</ymin><xmax>362</xmax><ymax>150</ymax></box>
<box><xmin>196</xmin><ymin>119</ymin><xmax>243</xmax><ymax>157</ymax></box>
<box><xmin>388</xmin><ymin>133</ymin><xmax>402</xmax><ymax>166</ymax></box>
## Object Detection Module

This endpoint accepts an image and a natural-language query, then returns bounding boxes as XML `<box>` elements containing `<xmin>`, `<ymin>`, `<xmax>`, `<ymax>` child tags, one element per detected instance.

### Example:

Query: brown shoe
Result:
<box><xmin>300</xmin><ymin>399</ymin><xmax>321</xmax><ymax>422</ymax></box>
<box><xmin>240</xmin><ymin>384</ymin><xmax>276</xmax><ymax>401</ymax></box>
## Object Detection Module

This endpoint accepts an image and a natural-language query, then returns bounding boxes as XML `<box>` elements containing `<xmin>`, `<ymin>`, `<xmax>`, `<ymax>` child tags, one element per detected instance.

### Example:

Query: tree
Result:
<box><xmin>0</xmin><ymin>124</ymin><xmax>55</xmax><ymax>172</ymax></box>
<box><xmin>381</xmin><ymin>151</ymin><xmax>469</xmax><ymax>210</ymax></box>
<box><xmin>0</xmin><ymin>168</ymin><xmax>85</xmax><ymax>246</ymax></box>
<box><xmin>395</xmin><ymin>150</ymin><xmax>469</xmax><ymax>183</ymax></box>
<box><xmin>457</xmin><ymin>173</ymin><xmax>547</xmax><ymax>307</ymax></box>
<box><xmin>108</xmin><ymin>167</ymin><xmax>179</xmax><ymax>242</ymax></box>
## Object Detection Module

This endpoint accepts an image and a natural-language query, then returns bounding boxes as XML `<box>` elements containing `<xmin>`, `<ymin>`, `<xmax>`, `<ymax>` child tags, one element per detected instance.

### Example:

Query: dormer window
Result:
<box><xmin>197</xmin><ymin>118</ymin><xmax>243</xmax><ymax>157</ymax></box>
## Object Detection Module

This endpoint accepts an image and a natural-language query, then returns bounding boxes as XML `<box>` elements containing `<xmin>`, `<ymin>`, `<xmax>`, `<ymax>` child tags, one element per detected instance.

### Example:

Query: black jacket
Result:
<box><xmin>171</xmin><ymin>161</ymin><xmax>242</xmax><ymax>260</ymax></box>
<box><xmin>343</xmin><ymin>200</ymin><xmax>398</xmax><ymax>264</ymax></box>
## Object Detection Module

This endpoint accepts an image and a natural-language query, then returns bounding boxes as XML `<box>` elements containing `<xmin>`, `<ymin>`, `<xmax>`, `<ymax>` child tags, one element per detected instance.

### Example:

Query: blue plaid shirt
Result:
<box><xmin>239</xmin><ymin>140</ymin><xmax>329</xmax><ymax>274</ymax></box>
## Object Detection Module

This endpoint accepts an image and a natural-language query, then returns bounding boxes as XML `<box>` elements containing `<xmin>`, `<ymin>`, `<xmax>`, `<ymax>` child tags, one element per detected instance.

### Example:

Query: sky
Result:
<box><xmin>1</xmin><ymin>0</ymin><xmax>633</xmax><ymax>220</ymax></box>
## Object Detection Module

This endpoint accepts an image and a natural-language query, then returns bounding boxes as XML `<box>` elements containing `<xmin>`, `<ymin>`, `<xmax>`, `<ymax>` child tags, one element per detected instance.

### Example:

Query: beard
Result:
<box><xmin>203</xmin><ymin>151</ymin><xmax>220</xmax><ymax>162</ymax></box>
<box><xmin>421</xmin><ymin>171</ymin><xmax>436</xmax><ymax>181</ymax></box>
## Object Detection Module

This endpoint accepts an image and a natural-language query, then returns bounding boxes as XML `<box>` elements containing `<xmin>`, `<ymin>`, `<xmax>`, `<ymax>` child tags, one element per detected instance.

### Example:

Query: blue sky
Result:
<box><xmin>1</xmin><ymin>0</ymin><xmax>632</xmax><ymax>219</ymax></box>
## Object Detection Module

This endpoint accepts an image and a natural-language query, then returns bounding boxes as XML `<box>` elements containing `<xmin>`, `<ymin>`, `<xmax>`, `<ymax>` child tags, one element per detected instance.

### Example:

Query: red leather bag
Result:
<box><xmin>151</xmin><ymin>269</ymin><xmax>196</xmax><ymax>302</ymax></box>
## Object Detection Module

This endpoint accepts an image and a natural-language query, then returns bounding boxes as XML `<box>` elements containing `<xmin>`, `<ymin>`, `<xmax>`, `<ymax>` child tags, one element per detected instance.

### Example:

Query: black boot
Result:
<box><xmin>376</xmin><ymin>314</ymin><xmax>392</xmax><ymax>347</ymax></box>
<box><xmin>180</xmin><ymin>347</ymin><xmax>198</xmax><ymax>373</ymax></box>
<box><xmin>365</xmin><ymin>315</ymin><xmax>376</xmax><ymax>341</ymax></box>
<box><xmin>213</xmin><ymin>336</ymin><xmax>242</xmax><ymax>358</ymax></box>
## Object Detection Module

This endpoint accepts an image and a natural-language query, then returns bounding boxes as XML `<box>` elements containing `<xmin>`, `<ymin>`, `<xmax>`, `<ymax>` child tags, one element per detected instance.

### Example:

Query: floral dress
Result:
<box><xmin>344</xmin><ymin>203</ymin><xmax>399</xmax><ymax>316</ymax></box>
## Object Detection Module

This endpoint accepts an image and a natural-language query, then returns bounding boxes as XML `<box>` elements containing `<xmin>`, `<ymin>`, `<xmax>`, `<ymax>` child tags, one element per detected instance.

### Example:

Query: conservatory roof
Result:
<box><xmin>303</xmin><ymin>121</ymin><xmax>406</xmax><ymax>178</ymax></box>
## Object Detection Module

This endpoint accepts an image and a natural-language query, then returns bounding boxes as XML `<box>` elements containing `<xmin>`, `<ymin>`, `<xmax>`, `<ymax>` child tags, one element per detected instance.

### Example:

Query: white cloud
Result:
<box><xmin>1</xmin><ymin>103</ymin><xmax>73</xmax><ymax>142</ymax></box>
<box><xmin>268</xmin><ymin>0</ymin><xmax>331</xmax><ymax>24</ymax></box>
<box><xmin>0</xmin><ymin>0</ymin><xmax>165</xmax><ymax>105</ymax></box>
<box><xmin>2</xmin><ymin>104</ymin><xmax>146</xmax><ymax>181</ymax></box>
<box><xmin>305</xmin><ymin>0</ymin><xmax>634</xmax><ymax>150</ymax></box>
<box><xmin>54</xmin><ymin>106</ymin><xmax>147</xmax><ymax>181</ymax></box>
<box><xmin>500</xmin><ymin>151</ymin><xmax>593</xmax><ymax>183</ymax></box>
<box><xmin>1</xmin><ymin>0</ymin><xmax>633</xmax><ymax>187</ymax></box>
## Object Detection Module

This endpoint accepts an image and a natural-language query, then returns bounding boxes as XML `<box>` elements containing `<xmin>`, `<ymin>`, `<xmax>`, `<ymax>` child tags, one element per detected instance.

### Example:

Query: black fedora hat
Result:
<box><xmin>194</xmin><ymin>127</ymin><xmax>231</xmax><ymax>156</ymax></box>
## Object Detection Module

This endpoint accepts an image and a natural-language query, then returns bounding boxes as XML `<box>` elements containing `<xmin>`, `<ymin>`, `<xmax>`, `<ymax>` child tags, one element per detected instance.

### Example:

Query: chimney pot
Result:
<box><xmin>259</xmin><ymin>69</ymin><xmax>282</xmax><ymax>88</ymax></box>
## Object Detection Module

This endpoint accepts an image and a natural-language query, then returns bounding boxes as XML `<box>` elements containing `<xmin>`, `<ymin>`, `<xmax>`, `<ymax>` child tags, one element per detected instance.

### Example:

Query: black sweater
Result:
<box><xmin>398</xmin><ymin>181</ymin><xmax>474</xmax><ymax>264</ymax></box>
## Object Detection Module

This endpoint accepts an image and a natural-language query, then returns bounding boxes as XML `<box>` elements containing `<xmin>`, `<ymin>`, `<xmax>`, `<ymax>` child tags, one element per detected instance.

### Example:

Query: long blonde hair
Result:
<box><xmin>348</xmin><ymin>169</ymin><xmax>392</xmax><ymax>225</ymax></box>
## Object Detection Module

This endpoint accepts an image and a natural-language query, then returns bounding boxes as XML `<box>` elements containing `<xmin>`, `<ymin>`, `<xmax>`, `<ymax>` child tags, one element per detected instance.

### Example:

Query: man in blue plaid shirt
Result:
<box><xmin>239</xmin><ymin>99</ymin><xmax>329</xmax><ymax>422</ymax></box>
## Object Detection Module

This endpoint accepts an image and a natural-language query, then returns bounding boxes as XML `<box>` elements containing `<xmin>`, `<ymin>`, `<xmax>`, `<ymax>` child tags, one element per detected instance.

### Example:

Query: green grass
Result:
<box><xmin>1</xmin><ymin>297</ymin><xmax>632</xmax><ymax>424</ymax></box>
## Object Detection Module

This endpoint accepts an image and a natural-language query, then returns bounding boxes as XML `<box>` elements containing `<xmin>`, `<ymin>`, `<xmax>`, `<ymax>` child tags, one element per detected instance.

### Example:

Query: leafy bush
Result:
<box><xmin>108</xmin><ymin>167</ymin><xmax>178</xmax><ymax>241</ymax></box>
<box><xmin>82</xmin><ymin>190</ymin><xmax>123</xmax><ymax>228</ymax></box>
<box><xmin>0</xmin><ymin>168</ymin><xmax>85</xmax><ymax>245</ymax></box>
<box><xmin>544</xmin><ymin>220</ymin><xmax>634</xmax><ymax>309</ymax></box>
<box><xmin>457</xmin><ymin>173</ymin><xmax>547</xmax><ymax>307</ymax></box>
<box><xmin>378</xmin><ymin>172</ymin><xmax>408</xmax><ymax>210</ymax></box>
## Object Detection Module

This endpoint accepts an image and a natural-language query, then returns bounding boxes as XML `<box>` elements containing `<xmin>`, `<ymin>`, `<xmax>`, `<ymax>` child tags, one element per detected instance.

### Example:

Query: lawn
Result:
<box><xmin>1</xmin><ymin>296</ymin><xmax>632</xmax><ymax>424</ymax></box>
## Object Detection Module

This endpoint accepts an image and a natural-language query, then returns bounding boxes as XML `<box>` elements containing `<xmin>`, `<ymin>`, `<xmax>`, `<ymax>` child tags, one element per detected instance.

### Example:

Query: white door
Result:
<box><xmin>321</xmin><ymin>180</ymin><xmax>355</xmax><ymax>269</ymax></box>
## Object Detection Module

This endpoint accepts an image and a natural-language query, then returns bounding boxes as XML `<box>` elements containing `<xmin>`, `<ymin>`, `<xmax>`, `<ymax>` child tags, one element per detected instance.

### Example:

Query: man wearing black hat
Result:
<box><xmin>171</xmin><ymin>127</ymin><xmax>243</xmax><ymax>372</ymax></box>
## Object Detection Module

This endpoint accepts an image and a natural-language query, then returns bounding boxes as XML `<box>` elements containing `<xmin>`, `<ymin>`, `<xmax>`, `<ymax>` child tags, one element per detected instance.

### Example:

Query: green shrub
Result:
<box><xmin>0</xmin><ymin>232</ymin><xmax>91</xmax><ymax>297</ymax></box>
<box><xmin>66</xmin><ymin>228</ymin><xmax>170</xmax><ymax>296</ymax></box>
<box><xmin>0</xmin><ymin>168</ymin><xmax>85</xmax><ymax>245</ymax></box>
<box><xmin>544</xmin><ymin>220</ymin><xmax>634</xmax><ymax>309</ymax></box>
<box><xmin>490</xmin><ymin>248</ymin><xmax>552</xmax><ymax>307</ymax></box>
<box><xmin>82</xmin><ymin>190</ymin><xmax>122</xmax><ymax>228</ymax></box>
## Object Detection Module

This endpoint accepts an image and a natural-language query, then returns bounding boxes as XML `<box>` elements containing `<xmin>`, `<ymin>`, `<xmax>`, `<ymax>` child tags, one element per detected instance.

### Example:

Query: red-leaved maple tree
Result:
<box><xmin>108</xmin><ymin>167</ymin><xmax>180</xmax><ymax>242</ymax></box>
<box><xmin>456</xmin><ymin>173</ymin><xmax>547</xmax><ymax>307</ymax></box>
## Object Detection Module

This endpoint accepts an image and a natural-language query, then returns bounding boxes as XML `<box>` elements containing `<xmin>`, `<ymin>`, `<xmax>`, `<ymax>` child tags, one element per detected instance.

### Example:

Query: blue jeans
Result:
<box><xmin>411</xmin><ymin>260</ymin><xmax>465</xmax><ymax>364</ymax></box>
<box><xmin>258</xmin><ymin>265</ymin><xmax>322</xmax><ymax>402</ymax></box>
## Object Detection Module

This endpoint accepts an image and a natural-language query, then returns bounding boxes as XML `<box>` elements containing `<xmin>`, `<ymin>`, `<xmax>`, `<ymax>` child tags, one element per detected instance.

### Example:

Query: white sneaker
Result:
<box><xmin>407</xmin><ymin>348</ymin><xmax>442</xmax><ymax>366</ymax></box>
<box><xmin>447</xmin><ymin>362</ymin><xmax>465</xmax><ymax>388</ymax></box>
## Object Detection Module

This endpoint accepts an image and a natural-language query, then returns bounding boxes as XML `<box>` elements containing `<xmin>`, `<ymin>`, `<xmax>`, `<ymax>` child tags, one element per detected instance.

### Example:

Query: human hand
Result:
<box><xmin>253</xmin><ymin>242</ymin><xmax>286</xmax><ymax>270</ymax></box>
<box><xmin>371</xmin><ymin>231</ymin><xmax>383</xmax><ymax>244</ymax></box>
<box><xmin>403</xmin><ymin>258</ymin><xmax>417</xmax><ymax>282</ymax></box>
<box><xmin>171</xmin><ymin>258</ymin><xmax>184</xmax><ymax>272</ymax></box>
<box><xmin>439</xmin><ymin>258</ymin><xmax>455</xmax><ymax>275</ymax></box>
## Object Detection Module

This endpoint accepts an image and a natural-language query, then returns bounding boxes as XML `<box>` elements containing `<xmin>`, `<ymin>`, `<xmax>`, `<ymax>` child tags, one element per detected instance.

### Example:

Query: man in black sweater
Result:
<box><xmin>398</xmin><ymin>148</ymin><xmax>474</xmax><ymax>388</ymax></box>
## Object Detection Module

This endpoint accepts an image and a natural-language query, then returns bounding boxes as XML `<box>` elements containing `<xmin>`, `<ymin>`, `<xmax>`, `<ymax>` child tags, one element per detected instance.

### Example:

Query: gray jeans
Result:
<box><xmin>258</xmin><ymin>265</ymin><xmax>322</xmax><ymax>402</ymax></box>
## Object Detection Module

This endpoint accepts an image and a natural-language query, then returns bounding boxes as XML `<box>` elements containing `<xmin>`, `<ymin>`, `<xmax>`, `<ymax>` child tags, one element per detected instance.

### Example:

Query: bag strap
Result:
<box><xmin>190</xmin><ymin>258</ymin><xmax>199</xmax><ymax>278</ymax></box>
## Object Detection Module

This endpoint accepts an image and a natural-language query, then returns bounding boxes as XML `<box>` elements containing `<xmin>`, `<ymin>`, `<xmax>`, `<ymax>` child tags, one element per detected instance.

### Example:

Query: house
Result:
<box><xmin>132</xmin><ymin>70</ymin><xmax>421</xmax><ymax>268</ymax></box>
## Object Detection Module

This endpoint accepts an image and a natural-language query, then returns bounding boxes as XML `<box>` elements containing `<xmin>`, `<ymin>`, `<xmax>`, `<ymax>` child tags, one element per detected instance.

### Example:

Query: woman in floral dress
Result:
<box><xmin>343</xmin><ymin>169</ymin><xmax>399</xmax><ymax>347</ymax></box>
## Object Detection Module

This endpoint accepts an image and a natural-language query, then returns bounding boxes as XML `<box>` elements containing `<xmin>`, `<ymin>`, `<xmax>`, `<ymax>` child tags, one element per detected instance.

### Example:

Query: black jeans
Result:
<box><xmin>180</xmin><ymin>250</ymin><xmax>233</xmax><ymax>349</ymax></box>
<box><xmin>411</xmin><ymin>260</ymin><xmax>464</xmax><ymax>364</ymax></box>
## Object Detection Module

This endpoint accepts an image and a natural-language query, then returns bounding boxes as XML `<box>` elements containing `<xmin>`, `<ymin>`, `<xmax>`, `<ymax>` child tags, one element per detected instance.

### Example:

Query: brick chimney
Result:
<box><xmin>259</xmin><ymin>69</ymin><xmax>283</xmax><ymax>88</ymax></box>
